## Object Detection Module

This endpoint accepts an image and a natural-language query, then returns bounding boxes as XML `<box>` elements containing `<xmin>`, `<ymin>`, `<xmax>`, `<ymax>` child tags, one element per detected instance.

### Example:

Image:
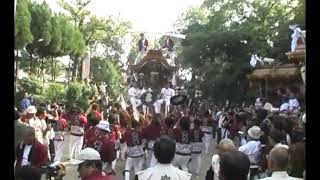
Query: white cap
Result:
<box><xmin>96</xmin><ymin>120</ymin><xmax>110</xmax><ymax>132</ymax></box>
<box><xmin>71</xmin><ymin>148</ymin><xmax>101</xmax><ymax>165</ymax></box>
<box><xmin>248</xmin><ymin>126</ymin><xmax>263</xmax><ymax>140</ymax></box>
<box><xmin>26</xmin><ymin>106</ymin><xmax>37</xmax><ymax>114</ymax></box>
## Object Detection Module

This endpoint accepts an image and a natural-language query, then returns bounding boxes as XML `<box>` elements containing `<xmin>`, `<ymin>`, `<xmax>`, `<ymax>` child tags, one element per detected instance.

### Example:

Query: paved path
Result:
<box><xmin>57</xmin><ymin>134</ymin><xmax>217</xmax><ymax>180</ymax></box>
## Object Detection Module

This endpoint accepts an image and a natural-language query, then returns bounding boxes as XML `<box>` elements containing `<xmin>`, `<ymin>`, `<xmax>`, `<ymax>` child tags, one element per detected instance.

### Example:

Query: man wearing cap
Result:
<box><xmin>136</xmin><ymin>135</ymin><xmax>191</xmax><ymax>180</ymax></box>
<box><xmin>238</xmin><ymin>126</ymin><xmax>263</xmax><ymax>180</ymax></box>
<box><xmin>68</xmin><ymin>107</ymin><xmax>88</xmax><ymax>160</ymax></box>
<box><xmin>71</xmin><ymin>147</ymin><xmax>118</xmax><ymax>180</ymax></box>
<box><xmin>87</xmin><ymin>120</ymin><xmax>117</xmax><ymax>175</ymax></box>
<box><xmin>25</xmin><ymin>105</ymin><xmax>37</xmax><ymax>124</ymax></box>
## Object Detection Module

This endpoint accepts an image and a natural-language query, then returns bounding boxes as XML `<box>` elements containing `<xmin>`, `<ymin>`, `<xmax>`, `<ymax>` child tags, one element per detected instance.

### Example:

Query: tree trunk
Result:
<box><xmin>41</xmin><ymin>58</ymin><xmax>44</xmax><ymax>86</ymax></box>
<box><xmin>53</xmin><ymin>60</ymin><xmax>57</xmax><ymax>82</ymax></box>
<box><xmin>71</xmin><ymin>57</ymin><xmax>78</xmax><ymax>82</ymax></box>
<box><xmin>15</xmin><ymin>50</ymin><xmax>19</xmax><ymax>92</ymax></box>
<box><xmin>37</xmin><ymin>58</ymin><xmax>41</xmax><ymax>77</ymax></box>
<box><xmin>78</xmin><ymin>58</ymin><xmax>83</xmax><ymax>81</ymax></box>
<box><xmin>51</xmin><ymin>57</ymin><xmax>54</xmax><ymax>81</ymax></box>
<box><xmin>29</xmin><ymin>53</ymin><xmax>33</xmax><ymax>75</ymax></box>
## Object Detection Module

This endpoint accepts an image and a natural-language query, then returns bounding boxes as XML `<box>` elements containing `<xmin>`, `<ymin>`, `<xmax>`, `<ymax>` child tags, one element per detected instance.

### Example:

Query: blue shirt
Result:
<box><xmin>20</xmin><ymin>98</ymin><xmax>31</xmax><ymax>111</ymax></box>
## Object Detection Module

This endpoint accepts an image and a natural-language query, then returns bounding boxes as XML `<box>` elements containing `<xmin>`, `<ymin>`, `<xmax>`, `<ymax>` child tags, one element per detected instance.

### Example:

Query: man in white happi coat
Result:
<box><xmin>128</xmin><ymin>83</ymin><xmax>142</xmax><ymax>120</ymax></box>
<box><xmin>139</xmin><ymin>86</ymin><xmax>152</xmax><ymax>116</ymax></box>
<box><xmin>154</xmin><ymin>83</ymin><xmax>175</xmax><ymax>116</ymax></box>
<box><xmin>288</xmin><ymin>91</ymin><xmax>300</xmax><ymax>114</ymax></box>
<box><xmin>136</xmin><ymin>135</ymin><xmax>191</xmax><ymax>180</ymax></box>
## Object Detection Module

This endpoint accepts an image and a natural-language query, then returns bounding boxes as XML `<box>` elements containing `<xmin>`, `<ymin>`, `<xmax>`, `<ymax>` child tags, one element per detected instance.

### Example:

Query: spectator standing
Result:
<box><xmin>20</xmin><ymin>93</ymin><xmax>31</xmax><ymax>111</ymax></box>
<box><xmin>15</xmin><ymin>127</ymin><xmax>49</xmax><ymax>168</ymax></box>
<box><xmin>15</xmin><ymin>165</ymin><xmax>42</xmax><ymax>180</ymax></box>
<box><xmin>288</xmin><ymin>141</ymin><xmax>305</xmax><ymax>178</ymax></box>
<box><xmin>219</xmin><ymin>151</ymin><xmax>250</xmax><ymax>180</ymax></box>
<box><xmin>71</xmin><ymin>148</ymin><xmax>118</xmax><ymax>180</ymax></box>
<box><xmin>260</xmin><ymin>146</ymin><xmax>302</xmax><ymax>180</ymax></box>
<box><xmin>209</xmin><ymin>138</ymin><xmax>236</xmax><ymax>180</ymax></box>
<box><xmin>238</xmin><ymin>126</ymin><xmax>263</xmax><ymax>180</ymax></box>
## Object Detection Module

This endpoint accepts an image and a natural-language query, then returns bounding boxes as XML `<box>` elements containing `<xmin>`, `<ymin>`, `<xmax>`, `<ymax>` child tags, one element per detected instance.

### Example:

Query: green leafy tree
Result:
<box><xmin>15</xmin><ymin>0</ymin><xmax>34</xmax><ymax>91</ymax></box>
<box><xmin>25</xmin><ymin>1</ymin><xmax>52</xmax><ymax>77</ymax></box>
<box><xmin>91</xmin><ymin>56</ymin><xmax>124</xmax><ymax>98</ymax></box>
<box><xmin>178</xmin><ymin>0</ymin><xmax>305</xmax><ymax>103</ymax></box>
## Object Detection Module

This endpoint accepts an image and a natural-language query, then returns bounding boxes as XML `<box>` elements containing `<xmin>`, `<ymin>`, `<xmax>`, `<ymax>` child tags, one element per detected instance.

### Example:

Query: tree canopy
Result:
<box><xmin>178</xmin><ymin>0</ymin><xmax>305</xmax><ymax>103</ymax></box>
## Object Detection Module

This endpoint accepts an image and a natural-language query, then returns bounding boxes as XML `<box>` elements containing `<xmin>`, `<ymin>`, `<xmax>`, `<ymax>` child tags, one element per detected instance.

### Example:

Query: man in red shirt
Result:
<box><xmin>53</xmin><ymin>109</ymin><xmax>68</xmax><ymax>162</ymax></box>
<box><xmin>173</xmin><ymin>117</ymin><xmax>192</xmax><ymax>172</ymax></box>
<box><xmin>72</xmin><ymin>148</ymin><xmax>118</xmax><ymax>180</ymax></box>
<box><xmin>90</xmin><ymin>104</ymin><xmax>103</xmax><ymax>120</ymax></box>
<box><xmin>160</xmin><ymin>116</ymin><xmax>175</xmax><ymax>140</ymax></box>
<box><xmin>15</xmin><ymin>126</ymin><xmax>49</xmax><ymax>169</ymax></box>
<box><xmin>142</xmin><ymin>115</ymin><xmax>162</xmax><ymax>168</ymax></box>
<box><xmin>97</xmin><ymin>121</ymin><xmax>117</xmax><ymax>175</ymax></box>
<box><xmin>68</xmin><ymin>107</ymin><xmax>88</xmax><ymax>160</ymax></box>
<box><xmin>199</xmin><ymin>110</ymin><xmax>214</xmax><ymax>154</ymax></box>
<box><xmin>122</xmin><ymin>120</ymin><xmax>145</xmax><ymax>180</ymax></box>
<box><xmin>190</xmin><ymin>119</ymin><xmax>204</xmax><ymax>176</ymax></box>
<box><xmin>83</xmin><ymin>113</ymin><xmax>101</xmax><ymax>149</ymax></box>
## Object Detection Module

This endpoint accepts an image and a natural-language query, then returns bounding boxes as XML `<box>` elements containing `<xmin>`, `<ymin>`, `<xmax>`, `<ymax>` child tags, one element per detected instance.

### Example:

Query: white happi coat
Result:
<box><xmin>128</xmin><ymin>87</ymin><xmax>142</xmax><ymax>112</ymax></box>
<box><xmin>137</xmin><ymin>163</ymin><xmax>192</xmax><ymax>180</ymax></box>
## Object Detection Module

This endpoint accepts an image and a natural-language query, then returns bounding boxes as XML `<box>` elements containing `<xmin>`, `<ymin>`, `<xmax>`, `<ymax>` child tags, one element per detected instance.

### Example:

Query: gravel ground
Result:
<box><xmin>54</xmin><ymin>134</ymin><xmax>217</xmax><ymax>180</ymax></box>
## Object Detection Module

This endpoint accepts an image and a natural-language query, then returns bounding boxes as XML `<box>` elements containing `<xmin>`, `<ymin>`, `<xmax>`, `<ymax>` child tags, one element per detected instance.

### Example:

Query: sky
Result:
<box><xmin>38</xmin><ymin>0</ymin><xmax>203</xmax><ymax>66</ymax></box>
<box><xmin>42</xmin><ymin>0</ymin><xmax>204</xmax><ymax>33</ymax></box>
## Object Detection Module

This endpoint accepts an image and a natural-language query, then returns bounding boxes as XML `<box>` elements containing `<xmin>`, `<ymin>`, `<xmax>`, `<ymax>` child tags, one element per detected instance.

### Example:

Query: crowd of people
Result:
<box><xmin>14</xmin><ymin>85</ymin><xmax>305</xmax><ymax>180</ymax></box>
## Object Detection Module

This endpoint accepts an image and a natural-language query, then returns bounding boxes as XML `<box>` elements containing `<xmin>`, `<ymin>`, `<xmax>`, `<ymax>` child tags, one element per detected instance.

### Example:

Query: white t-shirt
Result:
<box><xmin>29</xmin><ymin>118</ymin><xmax>47</xmax><ymax>144</ymax></box>
<box><xmin>21</xmin><ymin>145</ymin><xmax>32</xmax><ymax>166</ymax></box>
<box><xmin>238</xmin><ymin>141</ymin><xmax>261</xmax><ymax>167</ymax></box>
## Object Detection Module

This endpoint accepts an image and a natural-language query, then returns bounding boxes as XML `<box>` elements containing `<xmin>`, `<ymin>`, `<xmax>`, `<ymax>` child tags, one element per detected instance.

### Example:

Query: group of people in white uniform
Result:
<box><xmin>128</xmin><ymin>83</ymin><xmax>175</xmax><ymax>118</ymax></box>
